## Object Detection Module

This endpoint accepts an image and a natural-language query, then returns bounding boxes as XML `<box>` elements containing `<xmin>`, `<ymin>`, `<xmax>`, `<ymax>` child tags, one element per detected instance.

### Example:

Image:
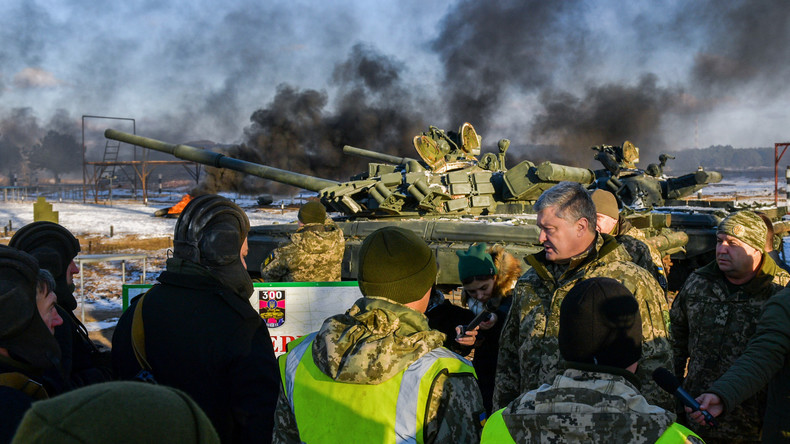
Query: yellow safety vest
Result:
<box><xmin>280</xmin><ymin>332</ymin><xmax>476</xmax><ymax>444</ymax></box>
<box><xmin>482</xmin><ymin>407</ymin><xmax>705</xmax><ymax>443</ymax></box>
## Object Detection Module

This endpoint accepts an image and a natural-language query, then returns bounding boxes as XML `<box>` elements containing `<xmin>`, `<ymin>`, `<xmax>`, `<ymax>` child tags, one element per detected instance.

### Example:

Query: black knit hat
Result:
<box><xmin>0</xmin><ymin>245</ymin><xmax>61</xmax><ymax>369</ymax></box>
<box><xmin>559</xmin><ymin>277</ymin><xmax>642</xmax><ymax>368</ymax></box>
<box><xmin>357</xmin><ymin>226</ymin><xmax>437</xmax><ymax>304</ymax></box>
<box><xmin>9</xmin><ymin>221</ymin><xmax>81</xmax><ymax>311</ymax></box>
<box><xmin>298</xmin><ymin>201</ymin><xmax>327</xmax><ymax>224</ymax></box>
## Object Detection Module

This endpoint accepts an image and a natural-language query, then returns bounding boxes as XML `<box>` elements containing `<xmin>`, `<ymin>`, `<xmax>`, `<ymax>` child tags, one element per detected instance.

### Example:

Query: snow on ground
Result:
<box><xmin>0</xmin><ymin>193</ymin><xmax>304</xmax><ymax>336</ymax></box>
<box><xmin>0</xmin><ymin>197</ymin><xmax>300</xmax><ymax>238</ymax></box>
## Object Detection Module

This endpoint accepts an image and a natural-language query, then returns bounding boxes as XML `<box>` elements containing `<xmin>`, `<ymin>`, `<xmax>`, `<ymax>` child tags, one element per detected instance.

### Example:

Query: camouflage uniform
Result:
<box><xmin>484</xmin><ymin>365</ymin><xmax>703</xmax><ymax>443</ymax></box>
<box><xmin>614</xmin><ymin>217</ymin><xmax>668</xmax><ymax>289</ymax></box>
<box><xmin>272</xmin><ymin>297</ymin><xmax>485</xmax><ymax>444</ymax></box>
<box><xmin>670</xmin><ymin>255</ymin><xmax>790</xmax><ymax>443</ymax></box>
<box><xmin>261</xmin><ymin>220</ymin><xmax>345</xmax><ymax>282</ymax></box>
<box><xmin>493</xmin><ymin>233</ymin><xmax>673</xmax><ymax>411</ymax></box>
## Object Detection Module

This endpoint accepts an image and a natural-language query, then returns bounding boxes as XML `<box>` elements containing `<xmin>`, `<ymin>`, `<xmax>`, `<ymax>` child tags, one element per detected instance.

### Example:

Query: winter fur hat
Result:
<box><xmin>718</xmin><ymin>210</ymin><xmax>766</xmax><ymax>253</ymax></box>
<box><xmin>456</xmin><ymin>243</ymin><xmax>498</xmax><ymax>282</ymax></box>
<box><xmin>11</xmin><ymin>381</ymin><xmax>220</xmax><ymax>444</ymax></box>
<box><xmin>0</xmin><ymin>245</ymin><xmax>61</xmax><ymax>369</ymax></box>
<box><xmin>9</xmin><ymin>222</ymin><xmax>81</xmax><ymax>311</ymax></box>
<box><xmin>357</xmin><ymin>226</ymin><xmax>437</xmax><ymax>304</ymax></box>
<box><xmin>590</xmin><ymin>189</ymin><xmax>619</xmax><ymax>220</ymax></box>
<box><xmin>559</xmin><ymin>277</ymin><xmax>642</xmax><ymax>369</ymax></box>
<box><xmin>298</xmin><ymin>201</ymin><xmax>327</xmax><ymax>224</ymax></box>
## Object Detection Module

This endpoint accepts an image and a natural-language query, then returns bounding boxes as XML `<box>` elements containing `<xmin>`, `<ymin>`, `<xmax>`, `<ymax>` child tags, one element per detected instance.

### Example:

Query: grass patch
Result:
<box><xmin>79</xmin><ymin>235</ymin><xmax>172</xmax><ymax>253</ymax></box>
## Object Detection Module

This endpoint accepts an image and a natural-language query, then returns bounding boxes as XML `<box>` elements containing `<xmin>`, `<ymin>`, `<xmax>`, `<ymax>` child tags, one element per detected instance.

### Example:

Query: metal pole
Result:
<box><xmin>785</xmin><ymin>166</ymin><xmax>790</xmax><ymax>205</ymax></box>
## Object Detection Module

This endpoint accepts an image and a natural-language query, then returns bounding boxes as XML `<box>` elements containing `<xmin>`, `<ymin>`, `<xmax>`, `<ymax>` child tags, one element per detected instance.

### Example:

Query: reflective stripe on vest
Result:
<box><xmin>480</xmin><ymin>408</ymin><xmax>516</xmax><ymax>444</ymax></box>
<box><xmin>655</xmin><ymin>422</ymin><xmax>704</xmax><ymax>443</ymax></box>
<box><xmin>281</xmin><ymin>336</ymin><xmax>475</xmax><ymax>444</ymax></box>
<box><xmin>284</xmin><ymin>331</ymin><xmax>317</xmax><ymax>412</ymax></box>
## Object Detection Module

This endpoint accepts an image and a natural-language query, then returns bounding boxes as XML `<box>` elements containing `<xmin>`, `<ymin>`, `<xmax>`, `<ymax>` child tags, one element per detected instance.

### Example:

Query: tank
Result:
<box><xmin>103</xmin><ymin>126</ymin><xmax>783</xmax><ymax>291</ymax></box>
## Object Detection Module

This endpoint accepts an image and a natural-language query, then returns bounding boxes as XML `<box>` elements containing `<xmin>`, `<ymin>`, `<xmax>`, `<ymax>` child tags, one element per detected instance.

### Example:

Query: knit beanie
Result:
<box><xmin>357</xmin><ymin>226</ymin><xmax>437</xmax><ymax>304</ymax></box>
<box><xmin>717</xmin><ymin>210</ymin><xmax>767</xmax><ymax>253</ymax></box>
<box><xmin>9</xmin><ymin>222</ymin><xmax>81</xmax><ymax>311</ymax></box>
<box><xmin>559</xmin><ymin>277</ymin><xmax>642</xmax><ymax>369</ymax></box>
<box><xmin>298</xmin><ymin>201</ymin><xmax>327</xmax><ymax>224</ymax></box>
<box><xmin>0</xmin><ymin>245</ymin><xmax>61</xmax><ymax>370</ymax></box>
<box><xmin>590</xmin><ymin>189</ymin><xmax>619</xmax><ymax>219</ymax></box>
<box><xmin>456</xmin><ymin>243</ymin><xmax>497</xmax><ymax>282</ymax></box>
<box><xmin>12</xmin><ymin>381</ymin><xmax>220</xmax><ymax>444</ymax></box>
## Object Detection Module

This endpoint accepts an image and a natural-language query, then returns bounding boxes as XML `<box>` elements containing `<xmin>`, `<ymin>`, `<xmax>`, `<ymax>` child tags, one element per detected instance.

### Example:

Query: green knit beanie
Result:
<box><xmin>12</xmin><ymin>381</ymin><xmax>220</xmax><ymax>444</ymax></box>
<box><xmin>357</xmin><ymin>226</ymin><xmax>437</xmax><ymax>304</ymax></box>
<box><xmin>718</xmin><ymin>210</ymin><xmax>766</xmax><ymax>253</ymax></box>
<box><xmin>298</xmin><ymin>201</ymin><xmax>327</xmax><ymax>224</ymax></box>
<box><xmin>456</xmin><ymin>243</ymin><xmax>497</xmax><ymax>282</ymax></box>
<box><xmin>590</xmin><ymin>189</ymin><xmax>619</xmax><ymax>219</ymax></box>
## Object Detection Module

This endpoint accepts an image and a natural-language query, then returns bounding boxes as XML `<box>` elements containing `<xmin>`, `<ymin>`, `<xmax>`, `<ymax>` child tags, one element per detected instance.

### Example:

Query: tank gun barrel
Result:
<box><xmin>342</xmin><ymin>145</ymin><xmax>418</xmax><ymax>165</ymax></box>
<box><xmin>645</xmin><ymin>230</ymin><xmax>689</xmax><ymax>255</ymax></box>
<box><xmin>104</xmin><ymin>129</ymin><xmax>339</xmax><ymax>192</ymax></box>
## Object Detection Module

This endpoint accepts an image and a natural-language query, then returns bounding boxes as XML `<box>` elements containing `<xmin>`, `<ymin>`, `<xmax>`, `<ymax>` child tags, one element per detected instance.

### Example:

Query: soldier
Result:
<box><xmin>112</xmin><ymin>195</ymin><xmax>280</xmax><ymax>443</ymax></box>
<box><xmin>0</xmin><ymin>246</ymin><xmax>61</xmax><ymax>443</ymax></box>
<box><xmin>493</xmin><ymin>181</ymin><xmax>672</xmax><ymax>411</ymax></box>
<box><xmin>670</xmin><ymin>210</ymin><xmax>790</xmax><ymax>443</ymax></box>
<box><xmin>688</xmin><ymin>288</ymin><xmax>790</xmax><ymax>443</ymax></box>
<box><xmin>261</xmin><ymin>200</ymin><xmax>345</xmax><ymax>282</ymax></box>
<box><xmin>482</xmin><ymin>278</ymin><xmax>702</xmax><ymax>443</ymax></box>
<box><xmin>9</xmin><ymin>221</ymin><xmax>112</xmax><ymax>390</ymax></box>
<box><xmin>591</xmin><ymin>189</ymin><xmax>667</xmax><ymax>290</ymax></box>
<box><xmin>272</xmin><ymin>226</ymin><xmax>485</xmax><ymax>443</ymax></box>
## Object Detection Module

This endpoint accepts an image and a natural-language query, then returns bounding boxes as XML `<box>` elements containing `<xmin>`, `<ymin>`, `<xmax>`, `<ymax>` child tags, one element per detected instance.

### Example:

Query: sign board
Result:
<box><xmin>122</xmin><ymin>282</ymin><xmax>363</xmax><ymax>356</ymax></box>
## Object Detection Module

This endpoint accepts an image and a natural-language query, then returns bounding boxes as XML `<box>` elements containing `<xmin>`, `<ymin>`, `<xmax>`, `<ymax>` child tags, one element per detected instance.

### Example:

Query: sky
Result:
<box><xmin>2</xmin><ymin>0</ymin><xmax>790</xmax><ymax>180</ymax></box>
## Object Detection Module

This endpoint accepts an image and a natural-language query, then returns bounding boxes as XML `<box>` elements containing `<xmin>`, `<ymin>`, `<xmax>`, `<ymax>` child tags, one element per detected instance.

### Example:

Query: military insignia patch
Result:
<box><xmin>259</xmin><ymin>289</ymin><xmax>285</xmax><ymax>328</ymax></box>
<box><xmin>733</xmin><ymin>224</ymin><xmax>745</xmax><ymax>237</ymax></box>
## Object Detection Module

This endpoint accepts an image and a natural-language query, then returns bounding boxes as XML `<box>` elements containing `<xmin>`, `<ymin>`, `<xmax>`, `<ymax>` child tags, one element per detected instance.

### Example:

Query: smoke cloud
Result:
<box><xmin>2</xmin><ymin>0</ymin><xmax>788</xmax><ymax>191</ymax></box>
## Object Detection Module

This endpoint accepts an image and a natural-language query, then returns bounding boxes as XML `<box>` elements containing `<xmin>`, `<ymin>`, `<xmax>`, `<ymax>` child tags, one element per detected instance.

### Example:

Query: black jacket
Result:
<box><xmin>112</xmin><ymin>262</ymin><xmax>280</xmax><ymax>444</ymax></box>
<box><xmin>0</xmin><ymin>357</ymin><xmax>47</xmax><ymax>444</ymax></box>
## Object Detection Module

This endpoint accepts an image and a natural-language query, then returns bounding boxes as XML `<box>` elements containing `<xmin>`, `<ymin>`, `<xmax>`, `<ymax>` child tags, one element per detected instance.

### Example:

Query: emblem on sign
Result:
<box><xmin>259</xmin><ymin>289</ymin><xmax>285</xmax><ymax>328</ymax></box>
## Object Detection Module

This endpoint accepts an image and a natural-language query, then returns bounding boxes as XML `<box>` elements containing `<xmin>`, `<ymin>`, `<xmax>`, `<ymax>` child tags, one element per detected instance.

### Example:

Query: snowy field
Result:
<box><xmin>0</xmin><ymin>193</ymin><xmax>303</xmax><ymax>344</ymax></box>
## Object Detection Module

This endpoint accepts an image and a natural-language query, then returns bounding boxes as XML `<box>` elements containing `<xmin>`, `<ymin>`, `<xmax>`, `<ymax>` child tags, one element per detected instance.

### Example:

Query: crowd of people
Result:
<box><xmin>1</xmin><ymin>183</ymin><xmax>790</xmax><ymax>443</ymax></box>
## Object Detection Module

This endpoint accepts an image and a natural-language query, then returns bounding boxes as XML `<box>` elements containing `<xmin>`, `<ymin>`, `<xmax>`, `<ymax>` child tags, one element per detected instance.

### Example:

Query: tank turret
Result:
<box><xmin>591</xmin><ymin>141</ymin><xmax>723</xmax><ymax>208</ymax></box>
<box><xmin>105</xmin><ymin>127</ymin><xmax>597</xmax><ymax>218</ymax></box>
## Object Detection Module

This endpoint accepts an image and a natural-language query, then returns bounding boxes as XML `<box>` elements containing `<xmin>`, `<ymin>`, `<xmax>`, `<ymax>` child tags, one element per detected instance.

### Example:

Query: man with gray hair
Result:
<box><xmin>493</xmin><ymin>181</ymin><xmax>672</xmax><ymax>411</ymax></box>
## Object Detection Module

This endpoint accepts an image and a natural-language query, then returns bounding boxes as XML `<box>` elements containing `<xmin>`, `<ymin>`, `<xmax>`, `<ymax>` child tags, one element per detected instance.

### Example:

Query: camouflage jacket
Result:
<box><xmin>670</xmin><ymin>255</ymin><xmax>790</xmax><ymax>441</ymax></box>
<box><xmin>272</xmin><ymin>297</ymin><xmax>484</xmax><ymax>444</ymax></box>
<box><xmin>493</xmin><ymin>233</ymin><xmax>673</xmax><ymax>411</ymax></box>
<box><xmin>260</xmin><ymin>220</ymin><xmax>345</xmax><ymax>282</ymax></box>
<box><xmin>709</xmin><ymin>289</ymin><xmax>790</xmax><ymax>444</ymax></box>
<box><xmin>616</xmin><ymin>221</ymin><xmax>667</xmax><ymax>289</ymax></box>
<box><xmin>494</xmin><ymin>365</ymin><xmax>690</xmax><ymax>443</ymax></box>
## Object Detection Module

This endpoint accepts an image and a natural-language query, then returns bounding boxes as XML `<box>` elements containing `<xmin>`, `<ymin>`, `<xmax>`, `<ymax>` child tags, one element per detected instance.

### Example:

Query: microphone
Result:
<box><xmin>652</xmin><ymin>367</ymin><xmax>716</xmax><ymax>426</ymax></box>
